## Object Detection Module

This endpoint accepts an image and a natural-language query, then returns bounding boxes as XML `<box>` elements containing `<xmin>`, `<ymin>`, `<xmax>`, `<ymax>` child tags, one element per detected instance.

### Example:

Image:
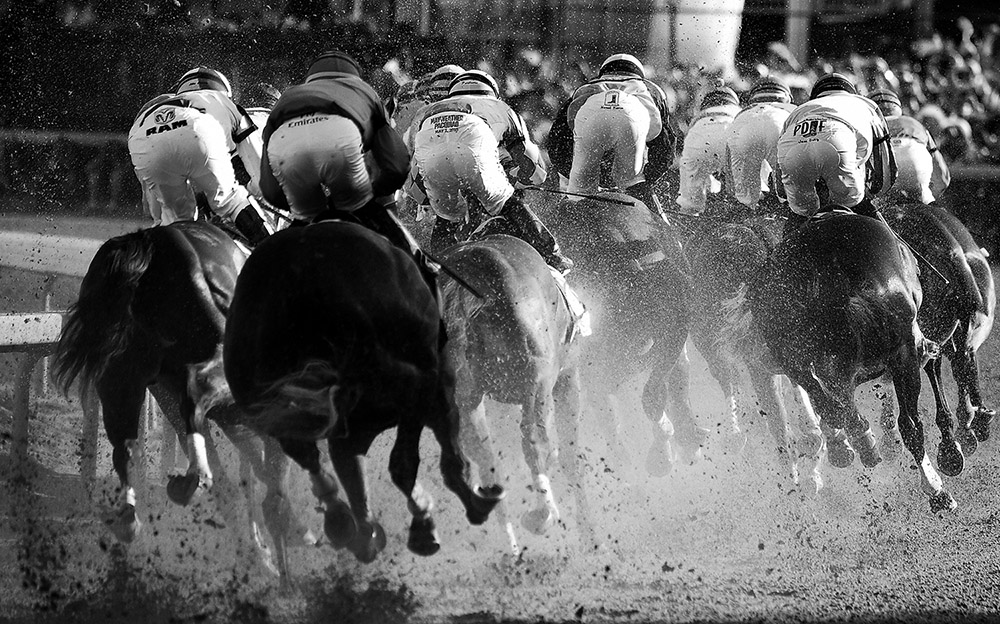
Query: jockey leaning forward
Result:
<box><xmin>391</xmin><ymin>64</ymin><xmax>465</xmax><ymax>140</ymax></box>
<box><xmin>676</xmin><ymin>81</ymin><xmax>741</xmax><ymax>214</ymax></box>
<box><xmin>776</xmin><ymin>72</ymin><xmax>897</xmax><ymax>235</ymax></box>
<box><xmin>259</xmin><ymin>50</ymin><xmax>439</xmax><ymax>289</ymax></box>
<box><xmin>869</xmin><ymin>87</ymin><xmax>951</xmax><ymax>205</ymax></box>
<box><xmin>127</xmin><ymin>67</ymin><xmax>274</xmax><ymax>245</ymax></box>
<box><xmin>404</xmin><ymin>69</ymin><xmax>574</xmax><ymax>275</ymax></box>
<box><xmin>725</xmin><ymin>77</ymin><xmax>797</xmax><ymax>212</ymax></box>
<box><xmin>547</xmin><ymin>53</ymin><xmax>676</xmax><ymax>215</ymax></box>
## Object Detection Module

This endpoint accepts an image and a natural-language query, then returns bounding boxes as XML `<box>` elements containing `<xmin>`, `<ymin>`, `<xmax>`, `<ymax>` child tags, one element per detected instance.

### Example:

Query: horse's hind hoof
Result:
<box><xmin>937</xmin><ymin>441</ymin><xmax>965</xmax><ymax>477</ymax></box>
<box><xmin>166</xmin><ymin>474</ymin><xmax>210</xmax><ymax>506</ymax></box>
<box><xmin>348</xmin><ymin>521</ymin><xmax>387</xmax><ymax>564</ymax></box>
<box><xmin>955</xmin><ymin>426</ymin><xmax>979</xmax><ymax>457</ymax></box>
<box><xmin>407</xmin><ymin>516</ymin><xmax>441</xmax><ymax>557</ymax></box>
<box><xmin>466</xmin><ymin>484</ymin><xmax>505</xmax><ymax>525</ymax></box>
<box><xmin>826</xmin><ymin>439</ymin><xmax>856</xmax><ymax>468</ymax></box>
<box><xmin>929</xmin><ymin>490</ymin><xmax>957</xmax><ymax>513</ymax></box>
<box><xmin>521</xmin><ymin>508</ymin><xmax>556</xmax><ymax>535</ymax></box>
<box><xmin>323</xmin><ymin>500</ymin><xmax>358</xmax><ymax>549</ymax></box>
<box><xmin>106</xmin><ymin>505</ymin><xmax>142</xmax><ymax>543</ymax></box>
<box><xmin>850</xmin><ymin>430</ymin><xmax>882</xmax><ymax>468</ymax></box>
<box><xmin>972</xmin><ymin>407</ymin><xmax>996</xmax><ymax>442</ymax></box>
<box><xmin>644</xmin><ymin>446</ymin><xmax>674</xmax><ymax>478</ymax></box>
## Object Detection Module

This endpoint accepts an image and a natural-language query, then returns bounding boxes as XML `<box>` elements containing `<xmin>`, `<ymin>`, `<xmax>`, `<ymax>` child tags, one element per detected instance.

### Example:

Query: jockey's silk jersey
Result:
<box><xmin>158</xmin><ymin>89</ymin><xmax>257</xmax><ymax>155</ymax></box>
<box><xmin>410</xmin><ymin>94</ymin><xmax>546</xmax><ymax>187</ymax></box>
<box><xmin>885</xmin><ymin>114</ymin><xmax>951</xmax><ymax>203</ymax></box>
<box><xmin>566</xmin><ymin>74</ymin><xmax>667</xmax><ymax>142</ymax></box>
<box><xmin>677</xmin><ymin>104</ymin><xmax>741</xmax><ymax>212</ymax></box>
<box><xmin>726</xmin><ymin>101</ymin><xmax>797</xmax><ymax>206</ymax></box>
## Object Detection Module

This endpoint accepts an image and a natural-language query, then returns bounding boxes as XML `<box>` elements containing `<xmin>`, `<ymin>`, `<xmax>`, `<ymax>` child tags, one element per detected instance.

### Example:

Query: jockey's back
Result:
<box><xmin>783</xmin><ymin>92</ymin><xmax>885</xmax><ymax>155</ymax></box>
<box><xmin>566</xmin><ymin>74</ymin><xmax>666</xmax><ymax>142</ymax></box>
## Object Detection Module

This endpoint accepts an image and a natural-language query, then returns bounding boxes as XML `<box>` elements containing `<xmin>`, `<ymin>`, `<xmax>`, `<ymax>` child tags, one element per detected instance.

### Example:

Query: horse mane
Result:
<box><xmin>52</xmin><ymin>230</ymin><xmax>153</xmax><ymax>394</ymax></box>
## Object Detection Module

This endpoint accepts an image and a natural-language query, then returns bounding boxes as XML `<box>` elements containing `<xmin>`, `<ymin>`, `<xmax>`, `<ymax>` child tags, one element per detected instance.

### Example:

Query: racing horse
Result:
<box><xmin>437</xmin><ymin>233</ymin><xmax>596</xmax><ymax>555</ymax></box>
<box><xmin>223</xmin><ymin>220</ymin><xmax>504</xmax><ymax>567</ymax></box>
<box><xmin>747</xmin><ymin>210</ymin><xmax>955</xmax><ymax>511</ymax></box>
<box><xmin>685</xmin><ymin>216</ymin><xmax>825</xmax><ymax>494</ymax></box>
<box><xmin>51</xmin><ymin>221</ymin><xmax>294</xmax><ymax>569</ymax></box>
<box><xmin>535</xmin><ymin>191</ymin><xmax>708</xmax><ymax>476</ymax></box>
<box><xmin>875</xmin><ymin>200</ymin><xmax>996</xmax><ymax>473</ymax></box>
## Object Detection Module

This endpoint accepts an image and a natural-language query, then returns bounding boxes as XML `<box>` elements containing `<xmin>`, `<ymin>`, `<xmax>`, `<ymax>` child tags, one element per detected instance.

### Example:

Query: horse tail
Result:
<box><xmin>717</xmin><ymin>281</ymin><xmax>754</xmax><ymax>351</ymax></box>
<box><xmin>52</xmin><ymin>231</ymin><xmax>153</xmax><ymax>395</ymax></box>
<box><xmin>249</xmin><ymin>361</ymin><xmax>344</xmax><ymax>441</ymax></box>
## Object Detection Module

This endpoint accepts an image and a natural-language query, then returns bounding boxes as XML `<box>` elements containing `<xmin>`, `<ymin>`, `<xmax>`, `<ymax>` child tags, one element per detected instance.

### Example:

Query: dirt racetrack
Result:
<box><xmin>2</xmin><ymin>216</ymin><xmax>1000</xmax><ymax>624</ymax></box>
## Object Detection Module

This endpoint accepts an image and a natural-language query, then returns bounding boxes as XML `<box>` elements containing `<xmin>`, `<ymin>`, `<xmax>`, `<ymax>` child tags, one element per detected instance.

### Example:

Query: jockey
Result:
<box><xmin>725</xmin><ymin>77</ymin><xmax>797</xmax><ymax>211</ymax></box>
<box><xmin>259</xmin><ymin>51</ymin><xmax>434</xmax><ymax>284</ymax></box>
<box><xmin>391</xmin><ymin>64</ymin><xmax>465</xmax><ymax>139</ymax></box>
<box><xmin>236</xmin><ymin>82</ymin><xmax>282</xmax><ymax>211</ymax></box>
<box><xmin>547</xmin><ymin>53</ymin><xmax>675</xmax><ymax>213</ymax></box>
<box><xmin>405</xmin><ymin>69</ymin><xmax>574</xmax><ymax>274</ymax></box>
<box><xmin>776</xmin><ymin>72</ymin><xmax>896</xmax><ymax>232</ymax></box>
<box><xmin>869</xmin><ymin>87</ymin><xmax>951</xmax><ymax>204</ymax></box>
<box><xmin>127</xmin><ymin>67</ymin><xmax>274</xmax><ymax>245</ymax></box>
<box><xmin>677</xmin><ymin>81</ymin><xmax>741</xmax><ymax>214</ymax></box>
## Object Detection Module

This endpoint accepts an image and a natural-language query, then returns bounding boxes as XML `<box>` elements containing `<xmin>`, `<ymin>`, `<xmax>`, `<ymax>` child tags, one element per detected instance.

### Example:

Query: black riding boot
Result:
<box><xmin>852</xmin><ymin>197</ymin><xmax>879</xmax><ymax>219</ymax></box>
<box><xmin>782</xmin><ymin>211</ymin><xmax>810</xmax><ymax>238</ymax></box>
<box><xmin>430</xmin><ymin>216</ymin><xmax>463</xmax><ymax>255</ymax></box>
<box><xmin>353</xmin><ymin>200</ymin><xmax>441</xmax><ymax>298</ymax></box>
<box><xmin>233</xmin><ymin>205</ymin><xmax>273</xmax><ymax>246</ymax></box>
<box><xmin>499</xmin><ymin>190</ymin><xmax>574</xmax><ymax>274</ymax></box>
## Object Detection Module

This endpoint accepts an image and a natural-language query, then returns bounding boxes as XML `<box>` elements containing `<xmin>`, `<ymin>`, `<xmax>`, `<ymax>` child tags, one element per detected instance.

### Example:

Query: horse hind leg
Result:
<box><xmin>96</xmin><ymin>375</ymin><xmax>148</xmax><ymax>543</ymax></box>
<box><xmin>786</xmin><ymin>381</ymin><xmax>824</xmax><ymax>496</ymax></box>
<box><xmin>645</xmin><ymin>344</ymin><xmax>710</xmax><ymax>472</ymax></box>
<box><xmin>924</xmin><ymin>357</ymin><xmax>965</xmax><ymax>477</ymax></box>
<box><xmin>518</xmin><ymin>385</ymin><xmax>561</xmax><ymax>536</ymax></box>
<box><xmin>553</xmin><ymin>368</ymin><xmax>602</xmax><ymax>552</ymax></box>
<box><xmin>873</xmin><ymin>374</ymin><xmax>903</xmax><ymax>461</ymax></box>
<box><xmin>746</xmin><ymin>366</ymin><xmax>799</xmax><ymax>491</ymax></box>
<box><xmin>278</xmin><ymin>437</ymin><xmax>356</xmax><ymax>552</ymax></box>
<box><xmin>951</xmin><ymin>322</ymin><xmax>990</xmax><ymax>448</ymax></box>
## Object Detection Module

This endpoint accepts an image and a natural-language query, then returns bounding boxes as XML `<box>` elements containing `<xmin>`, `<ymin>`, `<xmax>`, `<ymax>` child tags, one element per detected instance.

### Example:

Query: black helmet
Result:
<box><xmin>748</xmin><ymin>77</ymin><xmax>792</xmax><ymax>104</ymax></box>
<box><xmin>700</xmin><ymin>81</ymin><xmax>739</xmax><ymax>109</ymax></box>
<box><xmin>305</xmin><ymin>50</ymin><xmax>362</xmax><ymax>82</ymax></box>
<box><xmin>810</xmin><ymin>72</ymin><xmax>857</xmax><ymax>99</ymax></box>
<box><xmin>599</xmin><ymin>53</ymin><xmax>645</xmax><ymax>79</ymax></box>
<box><xmin>869</xmin><ymin>88</ymin><xmax>902</xmax><ymax>114</ymax></box>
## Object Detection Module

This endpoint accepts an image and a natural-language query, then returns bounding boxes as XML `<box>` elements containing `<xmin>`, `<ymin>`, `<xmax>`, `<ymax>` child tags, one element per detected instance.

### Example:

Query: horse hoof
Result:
<box><xmin>850</xmin><ymin>430</ymin><xmax>882</xmax><ymax>468</ymax></box>
<box><xmin>166</xmin><ymin>474</ymin><xmax>209</xmax><ymax>506</ymax></box>
<box><xmin>878</xmin><ymin>433</ymin><xmax>901</xmax><ymax>461</ymax></box>
<box><xmin>826</xmin><ymin>440</ymin><xmax>855</xmax><ymax>468</ymax></box>
<box><xmin>407</xmin><ymin>516</ymin><xmax>441</xmax><ymax>557</ymax></box>
<box><xmin>644</xmin><ymin>448</ymin><xmax>674</xmax><ymax>478</ymax></box>
<box><xmin>467</xmin><ymin>484</ymin><xmax>505</xmax><ymax>525</ymax></box>
<box><xmin>955</xmin><ymin>426</ymin><xmax>979</xmax><ymax>457</ymax></box>
<box><xmin>107</xmin><ymin>505</ymin><xmax>141</xmax><ymax>543</ymax></box>
<box><xmin>936</xmin><ymin>442</ymin><xmax>965</xmax><ymax>477</ymax></box>
<box><xmin>521</xmin><ymin>508</ymin><xmax>555</xmax><ymax>535</ymax></box>
<box><xmin>972</xmin><ymin>407</ymin><xmax>995</xmax><ymax>442</ymax></box>
<box><xmin>349</xmin><ymin>521</ymin><xmax>387</xmax><ymax>564</ymax></box>
<box><xmin>929</xmin><ymin>490</ymin><xmax>957</xmax><ymax>513</ymax></box>
<box><xmin>323</xmin><ymin>501</ymin><xmax>357</xmax><ymax>549</ymax></box>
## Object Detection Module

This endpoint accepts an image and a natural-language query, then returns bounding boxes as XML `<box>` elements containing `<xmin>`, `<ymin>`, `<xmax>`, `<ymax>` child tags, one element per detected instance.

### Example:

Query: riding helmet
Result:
<box><xmin>700</xmin><ymin>81</ymin><xmax>740</xmax><ymax>109</ymax></box>
<box><xmin>448</xmin><ymin>70</ymin><xmax>500</xmax><ymax>98</ymax></box>
<box><xmin>175</xmin><ymin>67</ymin><xmax>232</xmax><ymax>97</ymax></box>
<box><xmin>305</xmin><ymin>50</ymin><xmax>362</xmax><ymax>82</ymax></box>
<box><xmin>810</xmin><ymin>72</ymin><xmax>857</xmax><ymax>99</ymax></box>
<box><xmin>869</xmin><ymin>88</ymin><xmax>903</xmax><ymax>115</ymax></box>
<box><xmin>429</xmin><ymin>64</ymin><xmax>465</xmax><ymax>94</ymax></box>
<box><xmin>599</xmin><ymin>53</ymin><xmax>646</xmax><ymax>79</ymax></box>
<box><xmin>748</xmin><ymin>77</ymin><xmax>792</xmax><ymax>104</ymax></box>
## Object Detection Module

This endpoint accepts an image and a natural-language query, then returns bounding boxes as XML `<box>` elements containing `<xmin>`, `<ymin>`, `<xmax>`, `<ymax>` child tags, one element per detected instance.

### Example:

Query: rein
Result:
<box><xmin>524</xmin><ymin>186</ymin><xmax>637</xmax><ymax>206</ymax></box>
<box><xmin>876</xmin><ymin>212</ymin><xmax>950</xmax><ymax>285</ymax></box>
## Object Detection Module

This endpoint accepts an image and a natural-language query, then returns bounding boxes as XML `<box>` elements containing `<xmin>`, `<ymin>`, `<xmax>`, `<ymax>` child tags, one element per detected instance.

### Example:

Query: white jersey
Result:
<box><xmin>677</xmin><ymin>104</ymin><xmax>740</xmax><ymax>212</ymax></box>
<box><xmin>726</xmin><ymin>101</ymin><xmax>796</xmax><ymax>207</ymax></box>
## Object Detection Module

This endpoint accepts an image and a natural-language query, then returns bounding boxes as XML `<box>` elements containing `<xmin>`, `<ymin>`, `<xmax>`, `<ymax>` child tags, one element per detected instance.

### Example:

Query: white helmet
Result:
<box><xmin>175</xmin><ymin>67</ymin><xmax>232</xmax><ymax>97</ymax></box>
<box><xmin>599</xmin><ymin>53</ymin><xmax>645</xmax><ymax>79</ymax></box>
<box><xmin>448</xmin><ymin>70</ymin><xmax>500</xmax><ymax>98</ymax></box>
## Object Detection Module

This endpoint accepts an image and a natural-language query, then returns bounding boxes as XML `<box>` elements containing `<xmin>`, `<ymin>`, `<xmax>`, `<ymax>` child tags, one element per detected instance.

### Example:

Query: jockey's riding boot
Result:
<box><xmin>625</xmin><ymin>181</ymin><xmax>664</xmax><ymax>218</ymax></box>
<box><xmin>354</xmin><ymin>199</ymin><xmax>441</xmax><ymax>299</ymax></box>
<box><xmin>499</xmin><ymin>189</ymin><xmax>574</xmax><ymax>274</ymax></box>
<box><xmin>852</xmin><ymin>197</ymin><xmax>879</xmax><ymax>219</ymax></box>
<box><xmin>233</xmin><ymin>206</ymin><xmax>273</xmax><ymax>246</ymax></box>
<box><xmin>782</xmin><ymin>211</ymin><xmax>809</xmax><ymax>238</ymax></box>
<box><xmin>430</xmin><ymin>216</ymin><xmax>463</xmax><ymax>255</ymax></box>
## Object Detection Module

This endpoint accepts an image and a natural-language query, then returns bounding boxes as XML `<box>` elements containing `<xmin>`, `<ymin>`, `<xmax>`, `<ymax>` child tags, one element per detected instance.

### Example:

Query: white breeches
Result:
<box><xmin>891</xmin><ymin>137</ymin><xmax>936</xmax><ymax>204</ymax></box>
<box><xmin>568</xmin><ymin>91</ymin><xmax>650</xmax><ymax>195</ymax></box>
<box><xmin>777</xmin><ymin>118</ymin><xmax>867</xmax><ymax>216</ymax></box>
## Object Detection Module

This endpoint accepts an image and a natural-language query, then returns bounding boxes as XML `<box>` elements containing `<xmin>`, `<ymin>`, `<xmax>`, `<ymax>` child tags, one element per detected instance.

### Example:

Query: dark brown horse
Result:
<box><xmin>535</xmin><ymin>191</ymin><xmax>708</xmax><ymax>476</ymax></box>
<box><xmin>437</xmin><ymin>233</ymin><xmax>596</xmax><ymax>554</ymax></box>
<box><xmin>748</xmin><ymin>210</ymin><xmax>955</xmax><ymax>512</ymax></box>
<box><xmin>876</xmin><ymin>201</ymin><xmax>996</xmax><ymax>473</ymax></box>
<box><xmin>223</xmin><ymin>220</ymin><xmax>504</xmax><ymax>568</ymax></box>
<box><xmin>685</xmin><ymin>216</ymin><xmax>825</xmax><ymax>493</ymax></box>
<box><xmin>51</xmin><ymin>221</ymin><xmax>293</xmax><ymax>570</ymax></box>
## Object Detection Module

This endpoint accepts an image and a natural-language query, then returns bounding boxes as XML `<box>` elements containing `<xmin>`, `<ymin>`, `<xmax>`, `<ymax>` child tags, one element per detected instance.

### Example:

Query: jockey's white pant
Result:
<box><xmin>568</xmin><ymin>91</ymin><xmax>649</xmax><ymax>195</ymax></box>
<box><xmin>728</xmin><ymin>118</ymin><xmax>783</xmax><ymax>207</ymax></box>
<box><xmin>677</xmin><ymin>118</ymin><xmax>732</xmax><ymax>213</ymax></box>
<box><xmin>128</xmin><ymin>106</ymin><xmax>250</xmax><ymax>226</ymax></box>
<box><xmin>777</xmin><ymin>118</ymin><xmax>867</xmax><ymax>216</ymax></box>
<box><xmin>266</xmin><ymin>113</ymin><xmax>372</xmax><ymax>218</ymax></box>
<box><xmin>891</xmin><ymin>136</ymin><xmax>936</xmax><ymax>204</ymax></box>
<box><xmin>412</xmin><ymin>111</ymin><xmax>513</xmax><ymax>221</ymax></box>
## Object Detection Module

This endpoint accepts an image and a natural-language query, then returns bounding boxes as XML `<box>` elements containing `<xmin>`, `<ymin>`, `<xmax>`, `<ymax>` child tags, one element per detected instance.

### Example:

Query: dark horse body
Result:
<box><xmin>438</xmin><ymin>234</ymin><xmax>595</xmax><ymax>554</ymax></box>
<box><xmin>877</xmin><ymin>201</ymin><xmax>996</xmax><ymax>473</ymax></box>
<box><xmin>51</xmin><ymin>221</ymin><xmax>289</xmax><ymax>564</ymax></box>
<box><xmin>749</xmin><ymin>211</ymin><xmax>955</xmax><ymax>511</ymax></box>
<box><xmin>223</xmin><ymin>221</ymin><xmax>503</xmax><ymax>567</ymax></box>
<box><xmin>685</xmin><ymin>216</ymin><xmax>824</xmax><ymax>493</ymax></box>
<box><xmin>536</xmin><ymin>192</ymin><xmax>708</xmax><ymax>475</ymax></box>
